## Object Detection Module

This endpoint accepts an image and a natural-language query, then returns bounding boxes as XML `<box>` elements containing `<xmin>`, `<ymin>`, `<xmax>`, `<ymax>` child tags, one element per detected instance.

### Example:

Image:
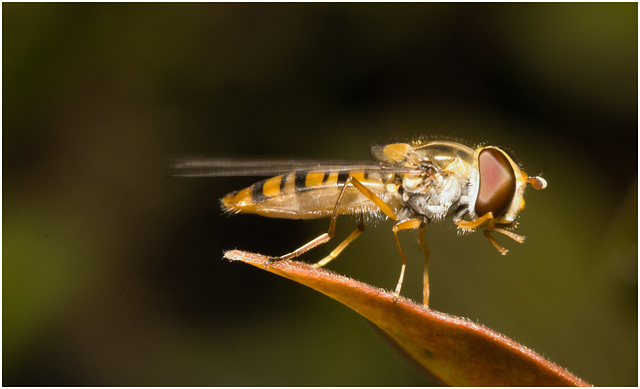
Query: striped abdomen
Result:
<box><xmin>221</xmin><ymin>170</ymin><xmax>400</xmax><ymax>219</ymax></box>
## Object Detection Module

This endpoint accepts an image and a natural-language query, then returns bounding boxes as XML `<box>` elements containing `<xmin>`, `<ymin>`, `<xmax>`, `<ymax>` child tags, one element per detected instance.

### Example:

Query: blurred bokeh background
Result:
<box><xmin>3</xmin><ymin>3</ymin><xmax>637</xmax><ymax>386</ymax></box>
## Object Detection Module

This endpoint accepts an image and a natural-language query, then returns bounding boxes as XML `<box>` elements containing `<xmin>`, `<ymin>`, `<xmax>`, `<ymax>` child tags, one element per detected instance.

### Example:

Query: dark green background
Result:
<box><xmin>4</xmin><ymin>3</ymin><xmax>637</xmax><ymax>386</ymax></box>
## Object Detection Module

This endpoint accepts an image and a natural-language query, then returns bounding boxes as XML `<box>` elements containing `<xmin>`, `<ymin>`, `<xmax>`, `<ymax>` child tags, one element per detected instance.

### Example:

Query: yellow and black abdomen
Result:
<box><xmin>221</xmin><ymin>170</ymin><xmax>393</xmax><ymax>219</ymax></box>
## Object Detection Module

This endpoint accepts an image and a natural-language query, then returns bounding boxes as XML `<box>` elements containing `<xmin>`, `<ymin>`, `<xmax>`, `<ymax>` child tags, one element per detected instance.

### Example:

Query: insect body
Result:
<box><xmin>171</xmin><ymin>140</ymin><xmax>547</xmax><ymax>306</ymax></box>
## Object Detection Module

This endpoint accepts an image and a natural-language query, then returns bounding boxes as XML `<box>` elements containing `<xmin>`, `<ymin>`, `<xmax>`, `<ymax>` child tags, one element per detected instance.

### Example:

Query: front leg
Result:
<box><xmin>456</xmin><ymin>213</ymin><xmax>525</xmax><ymax>255</ymax></box>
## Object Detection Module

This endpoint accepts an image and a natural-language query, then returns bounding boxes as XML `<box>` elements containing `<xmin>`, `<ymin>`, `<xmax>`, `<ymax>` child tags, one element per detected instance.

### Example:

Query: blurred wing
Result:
<box><xmin>168</xmin><ymin>157</ymin><xmax>419</xmax><ymax>177</ymax></box>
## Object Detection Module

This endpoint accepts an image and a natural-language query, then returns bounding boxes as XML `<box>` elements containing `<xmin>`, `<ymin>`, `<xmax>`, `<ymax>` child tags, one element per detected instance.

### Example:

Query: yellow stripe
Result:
<box><xmin>325</xmin><ymin>171</ymin><xmax>339</xmax><ymax>186</ymax></box>
<box><xmin>349</xmin><ymin>170</ymin><xmax>366</xmax><ymax>182</ymax></box>
<box><xmin>235</xmin><ymin>187</ymin><xmax>253</xmax><ymax>206</ymax></box>
<box><xmin>305</xmin><ymin>171</ymin><xmax>325</xmax><ymax>187</ymax></box>
<box><xmin>262</xmin><ymin>175</ymin><xmax>282</xmax><ymax>197</ymax></box>
<box><xmin>222</xmin><ymin>186</ymin><xmax>254</xmax><ymax>211</ymax></box>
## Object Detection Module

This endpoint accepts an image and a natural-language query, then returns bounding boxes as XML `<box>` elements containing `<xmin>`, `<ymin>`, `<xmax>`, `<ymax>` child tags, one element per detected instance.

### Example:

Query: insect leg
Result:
<box><xmin>313</xmin><ymin>214</ymin><xmax>365</xmax><ymax>268</ymax></box>
<box><xmin>456</xmin><ymin>211</ymin><xmax>495</xmax><ymax>230</ymax></box>
<box><xmin>392</xmin><ymin>218</ymin><xmax>423</xmax><ymax>300</ymax></box>
<box><xmin>280</xmin><ymin>176</ymin><xmax>395</xmax><ymax>261</ymax></box>
<box><xmin>456</xmin><ymin>213</ymin><xmax>525</xmax><ymax>255</ymax></box>
<box><xmin>279</xmin><ymin>232</ymin><xmax>333</xmax><ymax>261</ymax></box>
<box><xmin>417</xmin><ymin>222</ymin><xmax>430</xmax><ymax>306</ymax></box>
<box><xmin>343</xmin><ymin>177</ymin><xmax>399</xmax><ymax>220</ymax></box>
<box><xmin>341</xmin><ymin>177</ymin><xmax>430</xmax><ymax>302</ymax></box>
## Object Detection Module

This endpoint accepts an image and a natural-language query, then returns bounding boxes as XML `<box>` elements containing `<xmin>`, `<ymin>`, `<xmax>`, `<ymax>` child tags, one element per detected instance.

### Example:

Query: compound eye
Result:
<box><xmin>475</xmin><ymin>148</ymin><xmax>516</xmax><ymax>217</ymax></box>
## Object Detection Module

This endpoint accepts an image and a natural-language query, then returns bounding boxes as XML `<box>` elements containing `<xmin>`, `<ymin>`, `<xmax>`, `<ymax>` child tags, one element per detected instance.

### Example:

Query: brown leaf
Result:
<box><xmin>223</xmin><ymin>250</ymin><xmax>591</xmax><ymax>387</ymax></box>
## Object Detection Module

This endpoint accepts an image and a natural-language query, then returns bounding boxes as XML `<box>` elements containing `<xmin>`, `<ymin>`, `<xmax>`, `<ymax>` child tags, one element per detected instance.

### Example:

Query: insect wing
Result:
<box><xmin>168</xmin><ymin>157</ymin><xmax>418</xmax><ymax>178</ymax></box>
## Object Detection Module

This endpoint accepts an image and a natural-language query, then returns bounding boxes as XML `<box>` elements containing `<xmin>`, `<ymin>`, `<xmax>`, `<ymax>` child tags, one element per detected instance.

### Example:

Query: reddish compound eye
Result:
<box><xmin>475</xmin><ymin>148</ymin><xmax>516</xmax><ymax>217</ymax></box>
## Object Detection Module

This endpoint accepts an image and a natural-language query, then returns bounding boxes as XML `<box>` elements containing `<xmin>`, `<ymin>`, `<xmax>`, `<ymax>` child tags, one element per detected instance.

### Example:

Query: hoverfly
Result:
<box><xmin>171</xmin><ymin>140</ymin><xmax>547</xmax><ymax>306</ymax></box>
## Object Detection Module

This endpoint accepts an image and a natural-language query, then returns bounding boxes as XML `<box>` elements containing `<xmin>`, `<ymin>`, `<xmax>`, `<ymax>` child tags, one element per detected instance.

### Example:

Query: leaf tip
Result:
<box><xmin>223</xmin><ymin>249</ymin><xmax>274</xmax><ymax>269</ymax></box>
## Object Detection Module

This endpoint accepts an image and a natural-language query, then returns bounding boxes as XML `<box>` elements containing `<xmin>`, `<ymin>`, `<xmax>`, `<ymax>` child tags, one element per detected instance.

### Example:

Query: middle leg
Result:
<box><xmin>391</xmin><ymin>218</ymin><xmax>423</xmax><ymax>299</ymax></box>
<box><xmin>417</xmin><ymin>222</ymin><xmax>430</xmax><ymax>306</ymax></box>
